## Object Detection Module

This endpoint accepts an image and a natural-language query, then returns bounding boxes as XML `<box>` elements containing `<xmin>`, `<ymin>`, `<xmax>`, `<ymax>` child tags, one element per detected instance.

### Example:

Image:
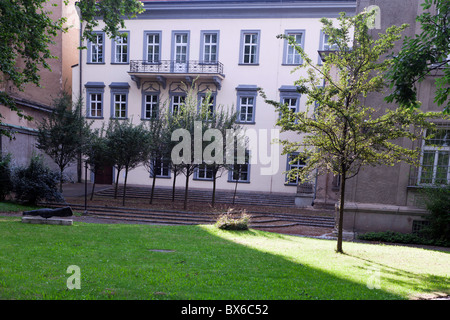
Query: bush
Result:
<box><xmin>215</xmin><ymin>209</ymin><xmax>251</xmax><ymax>231</ymax></box>
<box><xmin>420</xmin><ymin>186</ymin><xmax>450</xmax><ymax>243</ymax></box>
<box><xmin>12</xmin><ymin>154</ymin><xmax>64</xmax><ymax>205</ymax></box>
<box><xmin>0</xmin><ymin>153</ymin><xmax>13</xmax><ymax>201</ymax></box>
<box><xmin>357</xmin><ymin>231</ymin><xmax>450</xmax><ymax>247</ymax></box>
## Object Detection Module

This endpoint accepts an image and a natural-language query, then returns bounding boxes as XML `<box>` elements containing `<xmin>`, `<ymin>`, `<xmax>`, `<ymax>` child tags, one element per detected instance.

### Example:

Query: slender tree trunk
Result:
<box><xmin>172</xmin><ymin>168</ymin><xmax>177</xmax><ymax>202</ymax></box>
<box><xmin>336</xmin><ymin>169</ymin><xmax>346</xmax><ymax>254</ymax></box>
<box><xmin>90</xmin><ymin>175</ymin><xmax>96</xmax><ymax>201</ymax></box>
<box><xmin>184</xmin><ymin>169</ymin><xmax>190</xmax><ymax>210</ymax></box>
<box><xmin>122</xmin><ymin>167</ymin><xmax>128</xmax><ymax>206</ymax></box>
<box><xmin>233</xmin><ymin>180</ymin><xmax>238</xmax><ymax>205</ymax></box>
<box><xmin>150</xmin><ymin>172</ymin><xmax>157</xmax><ymax>204</ymax></box>
<box><xmin>114</xmin><ymin>168</ymin><xmax>121</xmax><ymax>199</ymax></box>
<box><xmin>59</xmin><ymin>167</ymin><xmax>64</xmax><ymax>194</ymax></box>
<box><xmin>212</xmin><ymin>172</ymin><xmax>217</xmax><ymax>208</ymax></box>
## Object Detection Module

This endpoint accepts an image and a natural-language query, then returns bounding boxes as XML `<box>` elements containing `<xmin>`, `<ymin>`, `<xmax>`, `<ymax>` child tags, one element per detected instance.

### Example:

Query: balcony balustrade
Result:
<box><xmin>129</xmin><ymin>60</ymin><xmax>225</xmax><ymax>90</ymax></box>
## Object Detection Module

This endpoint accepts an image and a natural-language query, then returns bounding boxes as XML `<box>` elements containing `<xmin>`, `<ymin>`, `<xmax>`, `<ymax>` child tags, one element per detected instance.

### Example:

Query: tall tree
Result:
<box><xmin>386</xmin><ymin>0</ymin><xmax>450</xmax><ymax>113</ymax></box>
<box><xmin>262</xmin><ymin>11</ymin><xmax>445</xmax><ymax>253</ymax></box>
<box><xmin>105</xmin><ymin>119</ymin><xmax>150</xmax><ymax>206</ymax></box>
<box><xmin>37</xmin><ymin>94</ymin><xmax>90</xmax><ymax>193</ymax></box>
<box><xmin>0</xmin><ymin>0</ymin><xmax>143</xmax><ymax>135</ymax></box>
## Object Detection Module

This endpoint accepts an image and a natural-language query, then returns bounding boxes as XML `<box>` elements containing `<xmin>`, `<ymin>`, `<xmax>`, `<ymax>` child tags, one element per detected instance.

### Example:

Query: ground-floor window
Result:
<box><xmin>285</xmin><ymin>153</ymin><xmax>306</xmax><ymax>185</ymax></box>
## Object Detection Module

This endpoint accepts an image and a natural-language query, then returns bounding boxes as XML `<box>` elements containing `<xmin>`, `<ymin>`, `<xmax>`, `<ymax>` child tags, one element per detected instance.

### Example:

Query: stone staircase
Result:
<box><xmin>40</xmin><ymin>202</ymin><xmax>336</xmax><ymax>229</ymax></box>
<box><xmin>94</xmin><ymin>185</ymin><xmax>298</xmax><ymax>208</ymax></box>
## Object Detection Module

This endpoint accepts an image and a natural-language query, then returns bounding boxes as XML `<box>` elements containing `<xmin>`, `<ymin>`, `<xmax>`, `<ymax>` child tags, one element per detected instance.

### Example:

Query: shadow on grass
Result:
<box><xmin>0</xmin><ymin>219</ymin><xmax>412</xmax><ymax>300</ymax></box>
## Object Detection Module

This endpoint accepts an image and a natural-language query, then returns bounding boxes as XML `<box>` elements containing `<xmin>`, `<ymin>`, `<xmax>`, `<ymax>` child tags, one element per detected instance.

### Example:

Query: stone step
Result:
<box><xmin>95</xmin><ymin>186</ymin><xmax>298</xmax><ymax>207</ymax></box>
<box><xmin>39</xmin><ymin>202</ymin><xmax>335</xmax><ymax>228</ymax></box>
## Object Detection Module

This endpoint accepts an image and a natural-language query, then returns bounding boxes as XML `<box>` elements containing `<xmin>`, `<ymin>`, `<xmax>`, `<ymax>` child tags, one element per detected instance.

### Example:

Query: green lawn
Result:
<box><xmin>0</xmin><ymin>214</ymin><xmax>448</xmax><ymax>300</ymax></box>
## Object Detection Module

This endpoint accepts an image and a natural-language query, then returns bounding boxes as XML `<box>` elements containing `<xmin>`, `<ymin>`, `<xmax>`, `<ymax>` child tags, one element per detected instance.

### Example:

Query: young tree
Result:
<box><xmin>143</xmin><ymin>106</ymin><xmax>172</xmax><ymax>205</ymax></box>
<box><xmin>0</xmin><ymin>0</ymin><xmax>143</xmax><ymax>136</ymax></box>
<box><xmin>386</xmin><ymin>0</ymin><xmax>450</xmax><ymax>113</ymax></box>
<box><xmin>201</xmin><ymin>100</ymin><xmax>241</xmax><ymax>207</ymax></box>
<box><xmin>37</xmin><ymin>94</ymin><xmax>90</xmax><ymax>193</ymax></box>
<box><xmin>105</xmin><ymin>119</ymin><xmax>150</xmax><ymax>206</ymax></box>
<box><xmin>83</xmin><ymin>126</ymin><xmax>110</xmax><ymax>200</ymax></box>
<box><xmin>171</xmin><ymin>86</ymin><xmax>204</xmax><ymax>210</ymax></box>
<box><xmin>262</xmin><ymin>11</ymin><xmax>445</xmax><ymax>253</ymax></box>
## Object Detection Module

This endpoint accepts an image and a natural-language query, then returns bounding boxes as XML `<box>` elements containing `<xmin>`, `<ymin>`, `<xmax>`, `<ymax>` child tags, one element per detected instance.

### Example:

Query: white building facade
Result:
<box><xmin>72</xmin><ymin>0</ymin><xmax>357</xmax><ymax>196</ymax></box>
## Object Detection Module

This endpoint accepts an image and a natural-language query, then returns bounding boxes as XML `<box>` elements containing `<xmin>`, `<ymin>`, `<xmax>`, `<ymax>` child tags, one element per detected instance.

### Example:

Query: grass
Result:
<box><xmin>0</xmin><ymin>214</ymin><xmax>448</xmax><ymax>300</ymax></box>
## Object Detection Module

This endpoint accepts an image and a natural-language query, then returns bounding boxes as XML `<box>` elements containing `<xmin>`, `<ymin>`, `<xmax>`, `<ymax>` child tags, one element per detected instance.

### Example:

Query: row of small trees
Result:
<box><xmin>36</xmin><ymin>84</ymin><xmax>244</xmax><ymax>209</ymax></box>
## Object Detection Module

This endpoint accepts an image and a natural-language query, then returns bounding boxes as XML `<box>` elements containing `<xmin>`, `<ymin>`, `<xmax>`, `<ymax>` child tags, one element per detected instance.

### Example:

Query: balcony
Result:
<box><xmin>128</xmin><ymin>60</ymin><xmax>225</xmax><ymax>90</ymax></box>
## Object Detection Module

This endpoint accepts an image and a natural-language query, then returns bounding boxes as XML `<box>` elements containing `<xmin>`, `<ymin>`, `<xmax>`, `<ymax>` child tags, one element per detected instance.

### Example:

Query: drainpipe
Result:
<box><xmin>76</xmin><ymin>2</ymin><xmax>83</xmax><ymax>183</ymax></box>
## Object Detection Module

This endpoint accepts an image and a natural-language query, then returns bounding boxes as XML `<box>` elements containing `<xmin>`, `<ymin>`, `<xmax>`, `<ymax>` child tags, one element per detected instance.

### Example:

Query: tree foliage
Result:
<box><xmin>386</xmin><ymin>0</ymin><xmax>450</xmax><ymax>113</ymax></box>
<box><xmin>262</xmin><ymin>11</ymin><xmax>446</xmax><ymax>253</ymax></box>
<box><xmin>0</xmin><ymin>0</ymin><xmax>143</xmax><ymax>135</ymax></box>
<box><xmin>37</xmin><ymin>94</ymin><xmax>90</xmax><ymax>193</ymax></box>
<box><xmin>105</xmin><ymin>119</ymin><xmax>151</xmax><ymax>206</ymax></box>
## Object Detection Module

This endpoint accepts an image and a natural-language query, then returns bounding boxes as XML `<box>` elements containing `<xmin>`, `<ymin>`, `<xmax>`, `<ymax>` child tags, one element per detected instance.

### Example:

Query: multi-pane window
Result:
<box><xmin>419</xmin><ymin>129</ymin><xmax>450</xmax><ymax>185</ymax></box>
<box><xmin>286</xmin><ymin>153</ymin><xmax>306</xmax><ymax>185</ymax></box>
<box><xmin>284</xmin><ymin>98</ymin><xmax>298</xmax><ymax>113</ymax></box>
<box><xmin>151</xmin><ymin>157</ymin><xmax>170</xmax><ymax>178</ymax></box>
<box><xmin>146</xmin><ymin>32</ymin><xmax>160</xmax><ymax>63</ymax></box>
<box><xmin>196</xmin><ymin>164</ymin><xmax>214</xmax><ymax>180</ymax></box>
<box><xmin>239</xmin><ymin>97</ymin><xmax>255</xmax><ymax>123</ymax></box>
<box><xmin>113</xmin><ymin>94</ymin><xmax>127</xmax><ymax>119</ymax></box>
<box><xmin>113</xmin><ymin>33</ymin><xmax>129</xmax><ymax>63</ymax></box>
<box><xmin>89</xmin><ymin>33</ymin><xmax>104</xmax><ymax>63</ymax></box>
<box><xmin>85</xmin><ymin>82</ymin><xmax>105</xmax><ymax>118</ymax></box>
<box><xmin>171</xmin><ymin>95</ymin><xmax>185</xmax><ymax>115</ymax></box>
<box><xmin>89</xmin><ymin>93</ymin><xmax>102</xmax><ymax>118</ymax></box>
<box><xmin>229</xmin><ymin>151</ymin><xmax>250</xmax><ymax>183</ymax></box>
<box><xmin>202</xmin><ymin>33</ymin><xmax>218</xmax><ymax>63</ymax></box>
<box><xmin>284</xmin><ymin>31</ymin><xmax>304</xmax><ymax>65</ymax></box>
<box><xmin>174</xmin><ymin>33</ymin><xmax>188</xmax><ymax>63</ymax></box>
<box><xmin>240</xmin><ymin>31</ymin><xmax>260</xmax><ymax>64</ymax></box>
<box><xmin>143</xmin><ymin>94</ymin><xmax>158</xmax><ymax>119</ymax></box>
<box><xmin>200</xmin><ymin>94</ymin><xmax>215</xmax><ymax>120</ymax></box>
<box><xmin>236</xmin><ymin>85</ymin><xmax>258</xmax><ymax>124</ymax></box>
<box><xmin>318</xmin><ymin>31</ymin><xmax>331</xmax><ymax>64</ymax></box>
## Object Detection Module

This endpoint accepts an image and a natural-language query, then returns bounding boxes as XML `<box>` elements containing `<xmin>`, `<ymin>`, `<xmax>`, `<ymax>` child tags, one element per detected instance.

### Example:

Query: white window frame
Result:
<box><xmin>142</xmin><ymin>93</ymin><xmax>159</xmax><ymax>120</ymax></box>
<box><xmin>89</xmin><ymin>93</ymin><xmax>103</xmax><ymax>118</ymax></box>
<box><xmin>200</xmin><ymin>31</ymin><xmax>219</xmax><ymax>64</ymax></box>
<box><xmin>228</xmin><ymin>150</ymin><xmax>250</xmax><ymax>183</ymax></box>
<box><xmin>236</xmin><ymin>85</ymin><xmax>258</xmax><ymax>124</ymax></box>
<box><xmin>195</xmin><ymin>164</ymin><xmax>214</xmax><ymax>181</ymax></box>
<box><xmin>85</xmin><ymin>82</ymin><xmax>105</xmax><ymax>119</ymax></box>
<box><xmin>171</xmin><ymin>94</ymin><xmax>186</xmax><ymax>116</ymax></box>
<box><xmin>88</xmin><ymin>32</ymin><xmax>105</xmax><ymax>64</ymax></box>
<box><xmin>239</xmin><ymin>30</ymin><xmax>260</xmax><ymax>65</ymax></box>
<box><xmin>112</xmin><ymin>32</ymin><xmax>129</xmax><ymax>64</ymax></box>
<box><xmin>285</xmin><ymin>153</ymin><xmax>306</xmax><ymax>185</ymax></box>
<box><xmin>418</xmin><ymin>128</ymin><xmax>450</xmax><ymax>185</ymax></box>
<box><xmin>145</xmin><ymin>31</ymin><xmax>161</xmax><ymax>63</ymax></box>
<box><xmin>283</xmin><ymin>30</ymin><xmax>305</xmax><ymax>65</ymax></box>
<box><xmin>150</xmin><ymin>157</ymin><xmax>171</xmax><ymax>178</ymax></box>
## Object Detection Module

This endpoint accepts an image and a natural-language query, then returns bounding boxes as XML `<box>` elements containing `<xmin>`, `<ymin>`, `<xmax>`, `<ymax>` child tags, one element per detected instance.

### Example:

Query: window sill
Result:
<box><xmin>87</xmin><ymin>62</ymin><xmax>105</xmax><ymax>65</ymax></box>
<box><xmin>111</xmin><ymin>62</ymin><xmax>130</xmax><ymax>65</ymax></box>
<box><xmin>193</xmin><ymin>177</ymin><xmax>214</xmax><ymax>181</ymax></box>
<box><xmin>86</xmin><ymin>116</ymin><xmax>104</xmax><ymax>120</ymax></box>
<box><xmin>236</xmin><ymin>121</ymin><xmax>256</xmax><ymax>125</ymax></box>
<box><xmin>150</xmin><ymin>175</ymin><xmax>171</xmax><ymax>179</ymax></box>
<box><xmin>110</xmin><ymin>117</ymin><xmax>128</xmax><ymax>120</ymax></box>
<box><xmin>227</xmin><ymin>180</ymin><xmax>250</xmax><ymax>184</ymax></box>
<box><xmin>238</xmin><ymin>63</ymin><xmax>260</xmax><ymax>66</ymax></box>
